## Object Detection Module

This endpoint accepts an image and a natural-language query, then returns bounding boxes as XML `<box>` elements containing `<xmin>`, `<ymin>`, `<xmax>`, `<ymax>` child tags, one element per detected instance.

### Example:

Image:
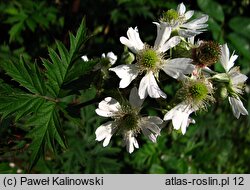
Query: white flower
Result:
<box><xmin>81</xmin><ymin>55</ymin><xmax>89</xmax><ymax>61</ymax></box>
<box><xmin>122</xmin><ymin>131</ymin><xmax>139</xmax><ymax>153</ymax></box>
<box><xmin>110</xmin><ymin>26</ymin><xmax>194</xmax><ymax>99</ymax></box>
<box><xmin>229</xmin><ymin>97</ymin><xmax>248</xmax><ymax>119</ymax></box>
<box><xmin>159</xmin><ymin>3</ymin><xmax>209</xmax><ymax>38</ymax></box>
<box><xmin>82</xmin><ymin>52</ymin><xmax>117</xmax><ymax>71</ymax></box>
<box><xmin>164</xmin><ymin>77</ymin><xmax>214</xmax><ymax>134</ymax></box>
<box><xmin>102</xmin><ymin>52</ymin><xmax>117</xmax><ymax>66</ymax></box>
<box><xmin>109</xmin><ymin>64</ymin><xmax>139</xmax><ymax>88</ymax></box>
<box><xmin>95</xmin><ymin>87</ymin><xmax>163</xmax><ymax>153</ymax></box>
<box><xmin>164</xmin><ymin>103</ymin><xmax>197</xmax><ymax>134</ymax></box>
<box><xmin>219</xmin><ymin>44</ymin><xmax>248</xmax><ymax>118</ymax></box>
<box><xmin>120</xmin><ymin>27</ymin><xmax>144</xmax><ymax>54</ymax></box>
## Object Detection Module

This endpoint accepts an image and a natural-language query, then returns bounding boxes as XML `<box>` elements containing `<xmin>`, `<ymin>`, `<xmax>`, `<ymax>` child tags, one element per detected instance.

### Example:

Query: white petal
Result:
<box><xmin>98</xmin><ymin>97</ymin><xmax>120</xmax><ymax>112</ymax></box>
<box><xmin>95</xmin><ymin>109</ymin><xmax>117</xmax><ymax>117</ymax></box>
<box><xmin>124</xmin><ymin>131</ymin><xmax>139</xmax><ymax>153</ymax></box>
<box><xmin>172</xmin><ymin>111</ymin><xmax>189</xmax><ymax>132</ymax></box>
<box><xmin>120</xmin><ymin>27</ymin><xmax>144</xmax><ymax>53</ymax></box>
<box><xmin>138</xmin><ymin>74</ymin><xmax>149</xmax><ymax>99</ymax></box>
<box><xmin>140</xmin><ymin>118</ymin><xmax>161</xmax><ymax>134</ymax></box>
<box><xmin>141</xmin><ymin>128</ymin><xmax>157</xmax><ymax>142</ymax></box>
<box><xmin>139</xmin><ymin>71</ymin><xmax>167</xmax><ymax>99</ymax></box>
<box><xmin>96</xmin><ymin>97</ymin><xmax>121</xmax><ymax>117</ymax></box>
<box><xmin>140</xmin><ymin>119</ymin><xmax>161</xmax><ymax>142</ymax></box>
<box><xmin>81</xmin><ymin>55</ymin><xmax>89</xmax><ymax>61</ymax></box>
<box><xmin>220</xmin><ymin>43</ymin><xmax>232</xmax><ymax>72</ymax></box>
<box><xmin>95</xmin><ymin>121</ymin><xmax>116</xmax><ymax>147</ymax></box>
<box><xmin>153</xmin><ymin>22</ymin><xmax>171</xmax><ymax>52</ymax></box>
<box><xmin>110</xmin><ymin>64</ymin><xmax>139</xmax><ymax>88</ymax></box>
<box><xmin>228</xmin><ymin>97</ymin><xmax>248</xmax><ymax>119</ymax></box>
<box><xmin>160</xmin><ymin>36</ymin><xmax>181</xmax><ymax>53</ymax></box>
<box><xmin>163</xmin><ymin>108</ymin><xmax>175</xmax><ymax>121</ymax></box>
<box><xmin>163</xmin><ymin>103</ymin><xmax>197</xmax><ymax>134</ymax></box>
<box><xmin>188</xmin><ymin>117</ymin><xmax>196</xmax><ymax>125</ymax></box>
<box><xmin>185</xmin><ymin>10</ymin><xmax>194</xmax><ymax>20</ymax></box>
<box><xmin>178</xmin><ymin>29</ymin><xmax>201</xmax><ymax>38</ymax></box>
<box><xmin>229</xmin><ymin>68</ymin><xmax>248</xmax><ymax>85</ymax></box>
<box><xmin>127</xmin><ymin>27</ymin><xmax>144</xmax><ymax>49</ymax></box>
<box><xmin>182</xmin><ymin>15</ymin><xmax>209</xmax><ymax>29</ymax></box>
<box><xmin>161</xmin><ymin>58</ymin><xmax>194</xmax><ymax>79</ymax></box>
<box><xmin>180</xmin><ymin>115</ymin><xmax>189</xmax><ymax>134</ymax></box>
<box><xmin>177</xmin><ymin>3</ymin><xmax>186</xmax><ymax>15</ymax></box>
<box><xmin>228</xmin><ymin>54</ymin><xmax>238</xmax><ymax>68</ymax></box>
<box><xmin>129</xmin><ymin>87</ymin><xmax>144</xmax><ymax>108</ymax></box>
<box><xmin>143</xmin><ymin>116</ymin><xmax>163</xmax><ymax>125</ymax></box>
<box><xmin>107</xmin><ymin>52</ymin><xmax>117</xmax><ymax>65</ymax></box>
<box><xmin>188</xmin><ymin>36</ymin><xmax>195</xmax><ymax>44</ymax></box>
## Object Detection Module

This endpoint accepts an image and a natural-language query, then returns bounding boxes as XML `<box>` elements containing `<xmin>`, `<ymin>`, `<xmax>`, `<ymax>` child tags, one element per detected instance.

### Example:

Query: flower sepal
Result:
<box><xmin>212</xmin><ymin>73</ymin><xmax>230</xmax><ymax>82</ymax></box>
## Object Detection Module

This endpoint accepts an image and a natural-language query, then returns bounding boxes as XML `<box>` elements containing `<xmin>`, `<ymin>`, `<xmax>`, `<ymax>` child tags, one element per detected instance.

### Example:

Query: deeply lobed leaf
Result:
<box><xmin>43</xmin><ymin>19</ymin><xmax>87</xmax><ymax>98</ymax></box>
<box><xmin>0</xmin><ymin>93</ymin><xmax>45</xmax><ymax>121</ymax></box>
<box><xmin>27</xmin><ymin>101</ymin><xmax>66</xmax><ymax>170</ymax></box>
<box><xmin>0</xmin><ymin>58</ymin><xmax>46</xmax><ymax>95</ymax></box>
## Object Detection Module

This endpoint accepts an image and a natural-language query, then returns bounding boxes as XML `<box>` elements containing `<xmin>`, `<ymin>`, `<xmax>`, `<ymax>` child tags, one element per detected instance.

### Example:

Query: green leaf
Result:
<box><xmin>56</xmin><ymin>41</ymin><xmax>70</xmax><ymax>64</ymax></box>
<box><xmin>27</xmin><ymin>101</ymin><xmax>66</xmax><ymax>170</ymax></box>
<box><xmin>65</xmin><ymin>59</ymin><xmax>99</xmax><ymax>83</ymax></box>
<box><xmin>9</xmin><ymin>22</ymin><xmax>24</xmax><ymax>42</ymax></box>
<box><xmin>4</xmin><ymin>7</ymin><xmax>19</xmax><ymax>15</ymax></box>
<box><xmin>0</xmin><ymin>79</ymin><xmax>23</xmax><ymax>95</ymax></box>
<box><xmin>26</xmin><ymin>18</ymin><xmax>36</xmax><ymax>32</ymax></box>
<box><xmin>149</xmin><ymin>164</ymin><xmax>166</xmax><ymax>174</ymax></box>
<box><xmin>0</xmin><ymin>19</ymin><xmax>87</xmax><ymax>170</ymax></box>
<box><xmin>228</xmin><ymin>33</ymin><xmax>250</xmax><ymax>60</ymax></box>
<box><xmin>208</xmin><ymin>18</ymin><xmax>224</xmax><ymax>43</ymax></box>
<box><xmin>0</xmin><ymin>94</ymin><xmax>45</xmax><ymax>121</ymax></box>
<box><xmin>1</xmin><ymin>58</ymin><xmax>46</xmax><ymax>95</ymax></box>
<box><xmin>43</xmin><ymin>19</ymin><xmax>87</xmax><ymax>98</ymax></box>
<box><xmin>197</xmin><ymin>0</ymin><xmax>224</xmax><ymax>22</ymax></box>
<box><xmin>229</xmin><ymin>17</ymin><xmax>250</xmax><ymax>41</ymax></box>
<box><xmin>0</xmin><ymin>163</ymin><xmax>17</xmax><ymax>174</ymax></box>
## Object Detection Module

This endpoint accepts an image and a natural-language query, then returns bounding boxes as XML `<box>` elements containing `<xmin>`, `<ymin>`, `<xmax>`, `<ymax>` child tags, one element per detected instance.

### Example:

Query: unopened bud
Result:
<box><xmin>212</xmin><ymin>73</ymin><xmax>230</xmax><ymax>82</ymax></box>
<box><xmin>220</xmin><ymin>87</ymin><xmax>228</xmax><ymax>99</ymax></box>
<box><xmin>121</xmin><ymin>50</ymin><xmax>135</xmax><ymax>65</ymax></box>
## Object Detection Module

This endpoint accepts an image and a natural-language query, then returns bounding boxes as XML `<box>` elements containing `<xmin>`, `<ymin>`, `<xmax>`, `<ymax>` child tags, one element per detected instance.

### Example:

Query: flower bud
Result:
<box><xmin>219</xmin><ymin>87</ymin><xmax>228</xmax><ymax>99</ymax></box>
<box><xmin>212</xmin><ymin>73</ymin><xmax>230</xmax><ymax>82</ymax></box>
<box><xmin>121</xmin><ymin>50</ymin><xmax>135</xmax><ymax>65</ymax></box>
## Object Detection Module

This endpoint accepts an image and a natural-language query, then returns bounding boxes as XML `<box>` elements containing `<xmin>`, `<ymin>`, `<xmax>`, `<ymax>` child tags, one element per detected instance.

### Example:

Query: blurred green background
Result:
<box><xmin>0</xmin><ymin>0</ymin><xmax>249</xmax><ymax>173</ymax></box>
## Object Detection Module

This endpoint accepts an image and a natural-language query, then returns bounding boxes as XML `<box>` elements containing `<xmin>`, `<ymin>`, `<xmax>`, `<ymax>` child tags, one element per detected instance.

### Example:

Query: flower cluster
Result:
<box><xmin>90</xmin><ymin>3</ymin><xmax>248</xmax><ymax>153</ymax></box>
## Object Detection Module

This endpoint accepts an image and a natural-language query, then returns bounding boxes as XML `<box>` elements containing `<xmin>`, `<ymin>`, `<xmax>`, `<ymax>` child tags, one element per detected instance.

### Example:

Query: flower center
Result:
<box><xmin>161</xmin><ymin>9</ymin><xmax>179</xmax><ymax>23</ymax></box>
<box><xmin>120</xmin><ymin>113</ymin><xmax>138</xmax><ymax>131</ymax></box>
<box><xmin>177</xmin><ymin>79</ymin><xmax>215</xmax><ymax>110</ymax></box>
<box><xmin>193</xmin><ymin>41</ymin><xmax>221</xmax><ymax>66</ymax></box>
<box><xmin>122</xmin><ymin>113</ymin><xmax>137</xmax><ymax>129</ymax></box>
<box><xmin>138</xmin><ymin>49</ymin><xmax>159</xmax><ymax>70</ymax></box>
<box><xmin>189</xmin><ymin>82</ymin><xmax>208</xmax><ymax>102</ymax></box>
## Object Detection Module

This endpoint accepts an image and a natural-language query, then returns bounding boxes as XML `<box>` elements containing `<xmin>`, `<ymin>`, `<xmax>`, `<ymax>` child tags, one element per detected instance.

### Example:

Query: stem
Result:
<box><xmin>70</xmin><ymin>96</ymin><xmax>104</xmax><ymax>110</ymax></box>
<box><xmin>32</xmin><ymin>94</ymin><xmax>60</xmax><ymax>103</ymax></box>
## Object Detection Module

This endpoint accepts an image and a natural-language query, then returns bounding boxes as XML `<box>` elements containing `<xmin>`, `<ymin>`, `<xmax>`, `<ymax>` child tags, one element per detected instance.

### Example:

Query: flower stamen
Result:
<box><xmin>161</xmin><ymin>9</ymin><xmax>180</xmax><ymax>23</ymax></box>
<box><xmin>178</xmin><ymin>79</ymin><xmax>215</xmax><ymax>110</ymax></box>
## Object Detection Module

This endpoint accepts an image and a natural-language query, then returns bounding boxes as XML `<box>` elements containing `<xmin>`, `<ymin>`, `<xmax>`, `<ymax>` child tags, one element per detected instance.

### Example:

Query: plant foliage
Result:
<box><xmin>0</xmin><ymin>19</ymin><xmax>92</xmax><ymax>170</ymax></box>
<box><xmin>0</xmin><ymin>0</ymin><xmax>249</xmax><ymax>174</ymax></box>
